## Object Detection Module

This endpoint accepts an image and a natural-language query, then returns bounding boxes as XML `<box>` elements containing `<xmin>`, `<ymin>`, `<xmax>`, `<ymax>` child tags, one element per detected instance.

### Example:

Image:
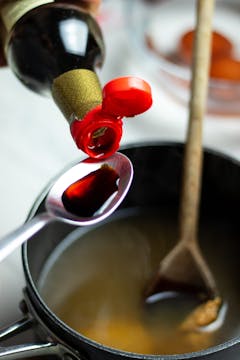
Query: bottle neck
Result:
<box><xmin>52</xmin><ymin>69</ymin><xmax>103</xmax><ymax>124</ymax></box>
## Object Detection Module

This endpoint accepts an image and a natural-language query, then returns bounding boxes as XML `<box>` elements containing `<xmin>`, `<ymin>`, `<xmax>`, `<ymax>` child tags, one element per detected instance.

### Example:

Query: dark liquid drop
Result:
<box><xmin>62</xmin><ymin>165</ymin><xmax>119</xmax><ymax>217</ymax></box>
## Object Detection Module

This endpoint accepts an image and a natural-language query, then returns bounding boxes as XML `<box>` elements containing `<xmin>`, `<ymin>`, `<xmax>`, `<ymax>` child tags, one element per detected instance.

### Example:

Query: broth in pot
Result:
<box><xmin>39</xmin><ymin>209</ymin><xmax>240</xmax><ymax>355</ymax></box>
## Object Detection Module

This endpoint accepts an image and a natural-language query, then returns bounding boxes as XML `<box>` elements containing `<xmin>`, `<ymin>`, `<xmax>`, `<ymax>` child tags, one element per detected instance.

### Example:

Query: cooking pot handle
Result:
<box><xmin>0</xmin><ymin>315</ymin><xmax>79</xmax><ymax>359</ymax></box>
<box><xmin>0</xmin><ymin>342</ymin><xmax>71</xmax><ymax>359</ymax></box>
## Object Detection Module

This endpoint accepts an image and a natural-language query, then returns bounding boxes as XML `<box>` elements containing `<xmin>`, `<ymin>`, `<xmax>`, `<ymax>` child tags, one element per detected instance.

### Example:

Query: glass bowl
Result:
<box><xmin>126</xmin><ymin>0</ymin><xmax>240</xmax><ymax>116</ymax></box>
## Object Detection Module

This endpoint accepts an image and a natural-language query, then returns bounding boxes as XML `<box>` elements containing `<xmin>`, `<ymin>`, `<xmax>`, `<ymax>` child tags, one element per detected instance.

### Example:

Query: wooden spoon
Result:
<box><xmin>146</xmin><ymin>0</ymin><xmax>219</xmax><ymax>302</ymax></box>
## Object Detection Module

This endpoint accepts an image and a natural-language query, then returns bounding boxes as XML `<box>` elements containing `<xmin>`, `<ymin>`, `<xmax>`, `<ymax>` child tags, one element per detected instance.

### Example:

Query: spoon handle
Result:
<box><xmin>179</xmin><ymin>0</ymin><xmax>215</xmax><ymax>245</ymax></box>
<box><xmin>0</xmin><ymin>213</ymin><xmax>54</xmax><ymax>262</ymax></box>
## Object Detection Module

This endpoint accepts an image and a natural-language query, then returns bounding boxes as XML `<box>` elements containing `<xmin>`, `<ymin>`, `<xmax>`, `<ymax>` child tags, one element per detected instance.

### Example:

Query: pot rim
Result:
<box><xmin>22</xmin><ymin>140</ymin><xmax>240</xmax><ymax>359</ymax></box>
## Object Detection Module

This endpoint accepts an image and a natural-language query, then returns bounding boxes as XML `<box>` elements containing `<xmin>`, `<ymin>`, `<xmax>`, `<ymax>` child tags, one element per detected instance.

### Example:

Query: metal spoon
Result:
<box><xmin>0</xmin><ymin>152</ymin><xmax>133</xmax><ymax>263</ymax></box>
<box><xmin>145</xmin><ymin>0</ymin><xmax>219</xmax><ymax>303</ymax></box>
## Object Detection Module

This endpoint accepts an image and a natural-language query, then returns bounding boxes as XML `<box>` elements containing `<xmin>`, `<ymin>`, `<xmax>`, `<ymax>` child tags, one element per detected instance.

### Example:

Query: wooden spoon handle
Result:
<box><xmin>179</xmin><ymin>0</ymin><xmax>215</xmax><ymax>245</ymax></box>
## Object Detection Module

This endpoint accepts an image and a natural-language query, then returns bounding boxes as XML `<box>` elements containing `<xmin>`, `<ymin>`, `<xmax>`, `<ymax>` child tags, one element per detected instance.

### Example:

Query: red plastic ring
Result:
<box><xmin>70</xmin><ymin>105</ymin><xmax>123</xmax><ymax>159</ymax></box>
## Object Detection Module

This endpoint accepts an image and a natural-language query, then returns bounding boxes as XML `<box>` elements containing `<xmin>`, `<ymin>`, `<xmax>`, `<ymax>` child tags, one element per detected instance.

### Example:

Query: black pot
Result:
<box><xmin>1</xmin><ymin>142</ymin><xmax>240</xmax><ymax>359</ymax></box>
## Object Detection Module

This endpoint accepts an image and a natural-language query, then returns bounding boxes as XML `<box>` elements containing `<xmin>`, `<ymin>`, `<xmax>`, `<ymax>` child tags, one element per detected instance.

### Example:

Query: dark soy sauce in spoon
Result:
<box><xmin>62</xmin><ymin>165</ymin><xmax>120</xmax><ymax>217</ymax></box>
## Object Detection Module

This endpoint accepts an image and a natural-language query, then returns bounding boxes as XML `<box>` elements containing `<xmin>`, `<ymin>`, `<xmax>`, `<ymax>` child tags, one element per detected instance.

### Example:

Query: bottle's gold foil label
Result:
<box><xmin>52</xmin><ymin>69</ymin><xmax>102</xmax><ymax>124</ymax></box>
<box><xmin>0</xmin><ymin>0</ymin><xmax>54</xmax><ymax>32</ymax></box>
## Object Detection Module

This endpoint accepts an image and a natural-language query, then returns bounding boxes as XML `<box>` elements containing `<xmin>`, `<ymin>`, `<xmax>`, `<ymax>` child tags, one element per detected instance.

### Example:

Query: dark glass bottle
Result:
<box><xmin>0</xmin><ymin>1</ymin><xmax>152</xmax><ymax>159</ymax></box>
<box><xmin>1</xmin><ymin>0</ymin><xmax>105</xmax><ymax>123</ymax></box>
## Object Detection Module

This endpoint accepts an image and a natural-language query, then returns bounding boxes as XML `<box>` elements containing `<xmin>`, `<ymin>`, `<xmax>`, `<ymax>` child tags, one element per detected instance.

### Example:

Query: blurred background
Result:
<box><xmin>0</xmin><ymin>0</ymin><xmax>240</xmax><ymax>329</ymax></box>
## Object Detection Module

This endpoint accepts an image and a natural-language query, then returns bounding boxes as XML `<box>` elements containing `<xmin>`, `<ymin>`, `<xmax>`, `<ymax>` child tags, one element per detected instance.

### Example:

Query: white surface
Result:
<box><xmin>1</xmin><ymin>0</ymin><xmax>240</xmax><ymax>330</ymax></box>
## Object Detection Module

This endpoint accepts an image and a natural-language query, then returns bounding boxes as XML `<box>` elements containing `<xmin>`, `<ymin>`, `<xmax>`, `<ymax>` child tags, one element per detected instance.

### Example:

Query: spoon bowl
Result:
<box><xmin>46</xmin><ymin>152</ymin><xmax>133</xmax><ymax>225</ymax></box>
<box><xmin>0</xmin><ymin>152</ymin><xmax>133</xmax><ymax>262</ymax></box>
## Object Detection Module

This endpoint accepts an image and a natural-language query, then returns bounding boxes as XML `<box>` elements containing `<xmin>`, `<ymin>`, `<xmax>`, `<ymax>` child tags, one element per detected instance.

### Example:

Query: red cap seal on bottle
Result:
<box><xmin>102</xmin><ymin>76</ymin><xmax>152</xmax><ymax>117</ymax></box>
<box><xmin>70</xmin><ymin>105</ymin><xmax>123</xmax><ymax>159</ymax></box>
